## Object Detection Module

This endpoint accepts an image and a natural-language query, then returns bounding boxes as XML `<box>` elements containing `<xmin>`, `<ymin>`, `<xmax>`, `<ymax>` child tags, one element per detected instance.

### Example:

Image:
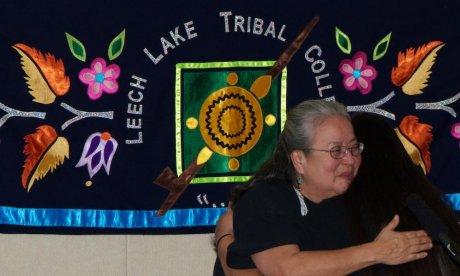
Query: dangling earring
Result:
<box><xmin>296</xmin><ymin>175</ymin><xmax>304</xmax><ymax>188</ymax></box>
<box><xmin>293</xmin><ymin>174</ymin><xmax>308</xmax><ymax>216</ymax></box>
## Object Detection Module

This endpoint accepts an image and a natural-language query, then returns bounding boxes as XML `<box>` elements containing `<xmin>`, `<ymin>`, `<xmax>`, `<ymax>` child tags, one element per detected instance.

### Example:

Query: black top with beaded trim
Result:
<box><xmin>227</xmin><ymin>178</ymin><xmax>353</xmax><ymax>269</ymax></box>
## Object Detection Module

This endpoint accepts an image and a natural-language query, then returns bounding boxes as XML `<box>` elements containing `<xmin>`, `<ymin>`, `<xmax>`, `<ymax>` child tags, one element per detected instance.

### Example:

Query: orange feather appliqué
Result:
<box><xmin>397</xmin><ymin>116</ymin><xmax>433</xmax><ymax>174</ymax></box>
<box><xmin>391</xmin><ymin>41</ymin><xmax>444</xmax><ymax>95</ymax></box>
<box><xmin>13</xmin><ymin>43</ymin><xmax>70</xmax><ymax>104</ymax></box>
<box><xmin>21</xmin><ymin>125</ymin><xmax>69</xmax><ymax>192</ymax></box>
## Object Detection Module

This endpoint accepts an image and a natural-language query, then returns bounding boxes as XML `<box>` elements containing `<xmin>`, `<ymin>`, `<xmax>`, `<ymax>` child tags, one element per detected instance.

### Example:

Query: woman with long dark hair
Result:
<box><xmin>345</xmin><ymin>113</ymin><xmax>460</xmax><ymax>275</ymax></box>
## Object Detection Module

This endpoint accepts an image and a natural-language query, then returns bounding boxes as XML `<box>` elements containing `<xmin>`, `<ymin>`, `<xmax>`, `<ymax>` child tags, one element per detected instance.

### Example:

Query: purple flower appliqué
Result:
<box><xmin>79</xmin><ymin>57</ymin><xmax>120</xmax><ymax>100</ymax></box>
<box><xmin>339</xmin><ymin>51</ymin><xmax>377</xmax><ymax>95</ymax></box>
<box><xmin>76</xmin><ymin>132</ymin><xmax>118</xmax><ymax>178</ymax></box>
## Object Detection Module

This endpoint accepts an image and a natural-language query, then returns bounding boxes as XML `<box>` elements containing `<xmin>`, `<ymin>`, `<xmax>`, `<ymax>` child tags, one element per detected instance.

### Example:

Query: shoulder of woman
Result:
<box><xmin>235</xmin><ymin>179</ymin><xmax>297</xmax><ymax>212</ymax></box>
<box><xmin>246</xmin><ymin>178</ymin><xmax>292</xmax><ymax>198</ymax></box>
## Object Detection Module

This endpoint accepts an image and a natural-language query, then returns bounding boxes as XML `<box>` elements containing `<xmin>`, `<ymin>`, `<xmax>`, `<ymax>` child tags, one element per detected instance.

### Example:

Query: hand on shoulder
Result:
<box><xmin>370</xmin><ymin>214</ymin><xmax>433</xmax><ymax>265</ymax></box>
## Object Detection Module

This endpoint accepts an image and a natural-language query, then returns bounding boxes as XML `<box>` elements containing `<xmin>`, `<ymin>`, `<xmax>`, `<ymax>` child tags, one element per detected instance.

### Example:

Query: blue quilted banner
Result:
<box><xmin>0</xmin><ymin>0</ymin><xmax>458</xmax><ymax>233</ymax></box>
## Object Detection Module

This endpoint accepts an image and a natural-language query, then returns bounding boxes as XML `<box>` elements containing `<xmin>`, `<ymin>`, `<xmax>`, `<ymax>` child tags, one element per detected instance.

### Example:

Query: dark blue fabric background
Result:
<box><xmin>0</xmin><ymin>0</ymin><xmax>458</xmax><ymax>233</ymax></box>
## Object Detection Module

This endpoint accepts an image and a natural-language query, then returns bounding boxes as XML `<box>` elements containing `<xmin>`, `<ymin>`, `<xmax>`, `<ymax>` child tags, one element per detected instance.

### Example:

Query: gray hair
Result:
<box><xmin>238</xmin><ymin>99</ymin><xmax>350</xmax><ymax>191</ymax></box>
<box><xmin>281</xmin><ymin>100</ymin><xmax>350</xmax><ymax>154</ymax></box>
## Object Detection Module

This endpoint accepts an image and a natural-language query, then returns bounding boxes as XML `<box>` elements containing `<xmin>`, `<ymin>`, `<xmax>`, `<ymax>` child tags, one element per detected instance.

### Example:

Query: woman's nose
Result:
<box><xmin>341</xmin><ymin>149</ymin><xmax>356</xmax><ymax>164</ymax></box>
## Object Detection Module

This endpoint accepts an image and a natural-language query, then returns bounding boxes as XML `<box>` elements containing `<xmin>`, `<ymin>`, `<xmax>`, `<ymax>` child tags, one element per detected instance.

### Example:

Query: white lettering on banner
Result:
<box><xmin>304</xmin><ymin>45</ymin><xmax>333</xmax><ymax>97</ymax></box>
<box><xmin>143</xmin><ymin>21</ymin><xmax>198</xmax><ymax>65</ymax></box>
<box><xmin>126</xmin><ymin>75</ymin><xmax>147</xmax><ymax>144</ymax></box>
<box><xmin>219</xmin><ymin>11</ymin><xmax>286</xmax><ymax>42</ymax></box>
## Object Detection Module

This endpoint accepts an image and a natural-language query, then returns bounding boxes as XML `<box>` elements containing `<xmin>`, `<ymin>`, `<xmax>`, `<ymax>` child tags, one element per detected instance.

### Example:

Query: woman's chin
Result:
<box><xmin>334</xmin><ymin>181</ymin><xmax>352</xmax><ymax>195</ymax></box>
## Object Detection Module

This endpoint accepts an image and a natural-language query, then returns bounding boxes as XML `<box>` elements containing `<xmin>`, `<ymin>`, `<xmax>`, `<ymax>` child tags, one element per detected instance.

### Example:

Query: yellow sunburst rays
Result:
<box><xmin>186</xmin><ymin>71</ymin><xmax>276</xmax><ymax>171</ymax></box>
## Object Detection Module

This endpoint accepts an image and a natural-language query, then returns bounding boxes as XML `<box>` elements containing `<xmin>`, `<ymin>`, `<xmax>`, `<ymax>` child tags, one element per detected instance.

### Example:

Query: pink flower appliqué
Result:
<box><xmin>339</xmin><ymin>51</ymin><xmax>377</xmax><ymax>95</ymax></box>
<box><xmin>79</xmin><ymin>57</ymin><xmax>121</xmax><ymax>100</ymax></box>
<box><xmin>452</xmin><ymin>123</ymin><xmax>460</xmax><ymax>148</ymax></box>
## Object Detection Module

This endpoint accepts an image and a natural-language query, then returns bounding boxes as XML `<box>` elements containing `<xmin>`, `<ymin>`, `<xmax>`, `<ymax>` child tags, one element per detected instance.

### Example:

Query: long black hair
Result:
<box><xmin>346</xmin><ymin>113</ymin><xmax>460</xmax><ymax>275</ymax></box>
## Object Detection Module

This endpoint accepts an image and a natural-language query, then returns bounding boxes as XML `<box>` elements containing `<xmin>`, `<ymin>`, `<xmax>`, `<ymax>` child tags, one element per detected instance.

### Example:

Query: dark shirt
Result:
<box><xmin>227</xmin><ymin>178</ymin><xmax>353</xmax><ymax>270</ymax></box>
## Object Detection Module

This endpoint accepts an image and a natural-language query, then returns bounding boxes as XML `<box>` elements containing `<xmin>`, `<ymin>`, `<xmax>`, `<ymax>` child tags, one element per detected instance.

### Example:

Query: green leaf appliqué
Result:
<box><xmin>373</xmin><ymin>32</ymin><xmax>392</xmax><ymax>61</ymax></box>
<box><xmin>335</xmin><ymin>27</ymin><xmax>352</xmax><ymax>54</ymax></box>
<box><xmin>108</xmin><ymin>29</ymin><xmax>126</xmax><ymax>60</ymax></box>
<box><xmin>65</xmin><ymin>32</ymin><xmax>86</xmax><ymax>62</ymax></box>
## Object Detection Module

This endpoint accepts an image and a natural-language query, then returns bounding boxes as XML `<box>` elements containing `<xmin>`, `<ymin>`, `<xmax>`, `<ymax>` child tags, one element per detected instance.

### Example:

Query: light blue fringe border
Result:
<box><xmin>0</xmin><ymin>193</ymin><xmax>457</xmax><ymax>229</ymax></box>
<box><xmin>0</xmin><ymin>206</ymin><xmax>226</xmax><ymax>228</ymax></box>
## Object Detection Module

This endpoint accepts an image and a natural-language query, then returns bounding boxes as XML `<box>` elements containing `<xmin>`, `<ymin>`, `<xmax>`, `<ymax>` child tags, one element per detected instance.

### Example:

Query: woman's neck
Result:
<box><xmin>298</xmin><ymin>183</ymin><xmax>326</xmax><ymax>204</ymax></box>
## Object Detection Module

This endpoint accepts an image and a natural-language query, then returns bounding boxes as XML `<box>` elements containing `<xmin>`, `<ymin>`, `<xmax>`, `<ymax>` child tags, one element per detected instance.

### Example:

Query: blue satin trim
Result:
<box><xmin>0</xmin><ymin>206</ymin><xmax>226</xmax><ymax>228</ymax></box>
<box><xmin>0</xmin><ymin>194</ymin><xmax>458</xmax><ymax>229</ymax></box>
<box><xmin>446</xmin><ymin>193</ymin><xmax>460</xmax><ymax>211</ymax></box>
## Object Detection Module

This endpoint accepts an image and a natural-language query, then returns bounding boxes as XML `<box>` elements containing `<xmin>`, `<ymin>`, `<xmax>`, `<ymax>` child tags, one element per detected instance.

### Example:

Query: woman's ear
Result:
<box><xmin>290</xmin><ymin>150</ymin><xmax>305</xmax><ymax>174</ymax></box>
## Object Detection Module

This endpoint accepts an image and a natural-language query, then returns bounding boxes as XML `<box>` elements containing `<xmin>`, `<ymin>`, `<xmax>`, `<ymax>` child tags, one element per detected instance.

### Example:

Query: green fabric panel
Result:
<box><xmin>176</xmin><ymin>61</ymin><xmax>286</xmax><ymax>184</ymax></box>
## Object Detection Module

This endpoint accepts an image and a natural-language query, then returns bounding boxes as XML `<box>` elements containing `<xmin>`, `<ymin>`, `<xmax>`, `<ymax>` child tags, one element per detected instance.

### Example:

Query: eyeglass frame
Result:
<box><xmin>304</xmin><ymin>142</ymin><xmax>364</xmax><ymax>159</ymax></box>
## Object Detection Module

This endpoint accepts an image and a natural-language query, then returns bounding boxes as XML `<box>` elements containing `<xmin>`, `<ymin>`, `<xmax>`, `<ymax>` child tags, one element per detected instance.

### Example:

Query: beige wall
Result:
<box><xmin>0</xmin><ymin>233</ymin><xmax>216</xmax><ymax>276</ymax></box>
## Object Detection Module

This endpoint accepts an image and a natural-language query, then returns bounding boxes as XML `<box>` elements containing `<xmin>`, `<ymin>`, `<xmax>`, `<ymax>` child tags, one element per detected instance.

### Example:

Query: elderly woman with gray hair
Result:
<box><xmin>214</xmin><ymin>100</ymin><xmax>432</xmax><ymax>276</ymax></box>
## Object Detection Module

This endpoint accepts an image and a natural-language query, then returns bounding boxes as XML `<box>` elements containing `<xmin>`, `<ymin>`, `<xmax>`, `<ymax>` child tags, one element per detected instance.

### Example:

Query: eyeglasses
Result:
<box><xmin>306</xmin><ymin>142</ymin><xmax>364</xmax><ymax>159</ymax></box>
